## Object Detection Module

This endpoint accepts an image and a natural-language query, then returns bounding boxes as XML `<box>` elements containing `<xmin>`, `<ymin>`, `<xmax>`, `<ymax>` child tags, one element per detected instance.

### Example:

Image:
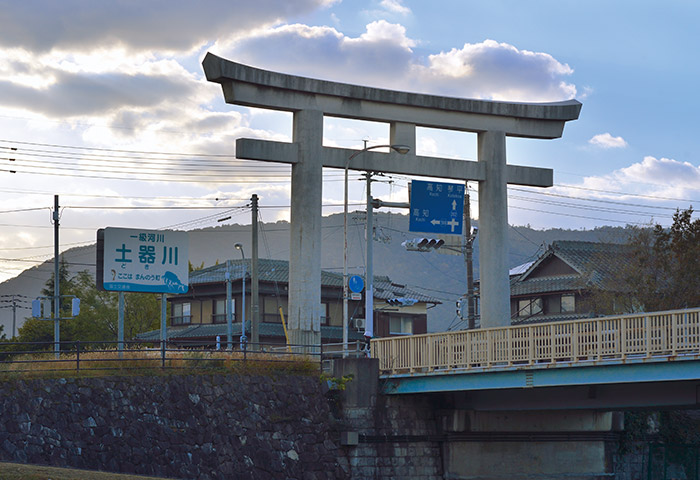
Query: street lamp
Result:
<box><xmin>344</xmin><ymin>143</ymin><xmax>410</xmax><ymax>355</ymax></box>
<box><xmin>234</xmin><ymin>243</ymin><xmax>247</xmax><ymax>349</ymax></box>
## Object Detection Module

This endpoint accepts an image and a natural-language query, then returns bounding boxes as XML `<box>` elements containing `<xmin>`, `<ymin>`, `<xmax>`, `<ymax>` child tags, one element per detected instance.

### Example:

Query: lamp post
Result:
<box><xmin>235</xmin><ymin>243</ymin><xmax>247</xmax><ymax>349</ymax></box>
<box><xmin>225</xmin><ymin>259</ymin><xmax>232</xmax><ymax>350</ymax></box>
<box><xmin>344</xmin><ymin>144</ymin><xmax>410</xmax><ymax>354</ymax></box>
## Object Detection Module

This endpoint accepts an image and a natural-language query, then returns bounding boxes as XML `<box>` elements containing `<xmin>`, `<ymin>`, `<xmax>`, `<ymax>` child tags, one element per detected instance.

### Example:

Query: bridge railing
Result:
<box><xmin>371</xmin><ymin>307</ymin><xmax>700</xmax><ymax>375</ymax></box>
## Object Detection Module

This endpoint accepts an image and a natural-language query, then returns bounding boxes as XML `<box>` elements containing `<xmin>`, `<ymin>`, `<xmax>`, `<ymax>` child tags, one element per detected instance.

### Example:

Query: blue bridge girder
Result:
<box><xmin>381</xmin><ymin>355</ymin><xmax>700</xmax><ymax>411</ymax></box>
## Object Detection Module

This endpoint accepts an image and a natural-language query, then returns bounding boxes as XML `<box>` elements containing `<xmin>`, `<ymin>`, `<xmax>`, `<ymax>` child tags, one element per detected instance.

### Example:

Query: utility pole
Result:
<box><xmin>53</xmin><ymin>195</ymin><xmax>60</xmax><ymax>358</ymax></box>
<box><xmin>364</xmin><ymin>171</ymin><xmax>374</xmax><ymax>338</ymax></box>
<box><xmin>11</xmin><ymin>295</ymin><xmax>17</xmax><ymax>339</ymax></box>
<box><xmin>464</xmin><ymin>187</ymin><xmax>477</xmax><ymax>329</ymax></box>
<box><xmin>251</xmin><ymin>194</ymin><xmax>260</xmax><ymax>348</ymax></box>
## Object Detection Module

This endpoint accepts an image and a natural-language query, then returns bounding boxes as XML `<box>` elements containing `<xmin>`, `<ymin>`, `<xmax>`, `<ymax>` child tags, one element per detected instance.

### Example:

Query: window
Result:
<box><xmin>561</xmin><ymin>294</ymin><xmax>575</xmax><ymax>313</ymax></box>
<box><xmin>213</xmin><ymin>299</ymin><xmax>235</xmax><ymax>324</ymax></box>
<box><xmin>320</xmin><ymin>302</ymin><xmax>329</xmax><ymax>326</ymax></box>
<box><xmin>172</xmin><ymin>302</ymin><xmax>191</xmax><ymax>325</ymax></box>
<box><xmin>518</xmin><ymin>298</ymin><xmax>543</xmax><ymax>317</ymax></box>
<box><xmin>389</xmin><ymin>316</ymin><xmax>413</xmax><ymax>335</ymax></box>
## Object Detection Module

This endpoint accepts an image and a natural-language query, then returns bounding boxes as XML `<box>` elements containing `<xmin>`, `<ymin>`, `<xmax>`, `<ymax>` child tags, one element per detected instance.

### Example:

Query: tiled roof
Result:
<box><xmin>189</xmin><ymin>259</ymin><xmax>343</xmax><ymax>287</ymax></box>
<box><xmin>512</xmin><ymin>240</ymin><xmax>632</xmax><ymax>296</ymax></box>
<box><xmin>135</xmin><ymin>322</ymin><xmax>366</xmax><ymax>342</ymax></box>
<box><xmin>188</xmin><ymin>259</ymin><xmax>440</xmax><ymax>304</ymax></box>
<box><xmin>511</xmin><ymin>312</ymin><xmax>597</xmax><ymax>325</ymax></box>
<box><xmin>373</xmin><ymin>276</ymin><xmax>441</xmax><ymax>303</ymax></box>
<box><xmin>511</xmin><ymin>274</ymin><xmax>586</xmax><ymax>296</ymax></box>
<box><xmin>549</xmin><ymin>241</ymin><xmax>632</xmax><ymax>286</ymax></box>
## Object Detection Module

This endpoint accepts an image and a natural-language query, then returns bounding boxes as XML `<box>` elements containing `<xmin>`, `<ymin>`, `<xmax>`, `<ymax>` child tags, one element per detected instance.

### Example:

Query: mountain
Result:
<box><xmin>0</xmin><ymin>212</ymin><xmax>631</xmax><ymax>336</ymax></box>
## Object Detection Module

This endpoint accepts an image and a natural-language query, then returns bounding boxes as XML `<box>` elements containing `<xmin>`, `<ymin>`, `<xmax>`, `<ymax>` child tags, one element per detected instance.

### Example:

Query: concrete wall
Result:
<box><xmin>332</xmin><ymin>358</ymin><xmax>444</xmax><ymax>479</ymax></box>
<box><xmin>332</xmin><ymin>358</ymin><xmax>620</xmax><ymax>480</ymax></box>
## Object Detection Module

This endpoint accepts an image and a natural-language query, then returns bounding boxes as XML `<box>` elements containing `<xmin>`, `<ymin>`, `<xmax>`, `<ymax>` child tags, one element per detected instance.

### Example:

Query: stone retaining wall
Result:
<box><xmin>0</xmin><ymin>373</ymin><xmax>347</xmax><ymax>480</ymax></box>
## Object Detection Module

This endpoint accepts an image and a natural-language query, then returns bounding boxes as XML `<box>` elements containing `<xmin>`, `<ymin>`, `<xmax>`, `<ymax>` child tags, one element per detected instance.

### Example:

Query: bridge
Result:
<box><xmin>372</xmin><ymin>307</ymin><xmax>700</xmax><ymax>410</ymax></box>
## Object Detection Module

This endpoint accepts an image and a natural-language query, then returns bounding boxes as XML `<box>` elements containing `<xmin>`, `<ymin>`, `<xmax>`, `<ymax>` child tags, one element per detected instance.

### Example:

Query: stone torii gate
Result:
<box><xmin>203</xmin><ymin>53</ymin><xmax>581</xmax><ymax>346</ymax></box>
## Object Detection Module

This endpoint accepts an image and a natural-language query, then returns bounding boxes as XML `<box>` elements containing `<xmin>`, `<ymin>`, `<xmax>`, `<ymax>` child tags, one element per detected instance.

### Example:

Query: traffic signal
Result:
<box><xmin>386</xmin><ymin>297</ymin><xmax>418</xmax><ymax>306</ymax></box>
<box><xmin>401</xmin><ymin>237</ymin><xmax>445</xmax><ymax>252</ymax></box>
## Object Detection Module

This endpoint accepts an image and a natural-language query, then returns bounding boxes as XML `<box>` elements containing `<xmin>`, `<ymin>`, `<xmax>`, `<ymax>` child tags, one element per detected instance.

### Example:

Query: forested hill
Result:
<box><xmin>0</xmin><ymin>212</ymin><xmax>632</xmax><ymax>335</ymax></box>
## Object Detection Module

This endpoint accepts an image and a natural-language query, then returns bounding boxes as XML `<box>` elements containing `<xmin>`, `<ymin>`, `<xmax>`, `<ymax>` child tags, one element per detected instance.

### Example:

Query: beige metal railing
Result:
<box><xmin>371</xmin><ymin>308</ymin><xmax>700</xmax><ymax>375</ymax></box>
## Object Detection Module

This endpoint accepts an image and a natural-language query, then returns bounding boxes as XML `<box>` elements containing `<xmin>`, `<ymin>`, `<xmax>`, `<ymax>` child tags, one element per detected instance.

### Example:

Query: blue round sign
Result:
<box><xmin>348</xmin><ymin>275</ymin><xmax>365</xmax><ymax>293</ymax></box>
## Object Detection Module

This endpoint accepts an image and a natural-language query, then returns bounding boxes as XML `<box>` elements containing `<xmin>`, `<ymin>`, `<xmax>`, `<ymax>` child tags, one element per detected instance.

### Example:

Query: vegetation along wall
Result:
<box><xmin>0</xmin><ymin>373</ymin><xmax>347</xmax><ymax>479</ymax></box>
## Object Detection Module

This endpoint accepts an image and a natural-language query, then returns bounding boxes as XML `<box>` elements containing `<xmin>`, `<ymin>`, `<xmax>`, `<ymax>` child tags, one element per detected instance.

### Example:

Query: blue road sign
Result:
<box><xmin>348</xmin><ymin>275</ymin><xmax>365</xmax><ymax>293</ymax></box>
<box><xmin>409</xmin><ymin>180</ymin><xmax>464</xmax><ymax>234</ymax></box>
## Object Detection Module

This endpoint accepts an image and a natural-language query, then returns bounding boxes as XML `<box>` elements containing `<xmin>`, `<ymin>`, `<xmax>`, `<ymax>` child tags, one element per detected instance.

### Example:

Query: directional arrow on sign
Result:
<box><xmin>430</xmin><ymin>218</ymin><xmax>461</xmax><ymax>232</ymax></box>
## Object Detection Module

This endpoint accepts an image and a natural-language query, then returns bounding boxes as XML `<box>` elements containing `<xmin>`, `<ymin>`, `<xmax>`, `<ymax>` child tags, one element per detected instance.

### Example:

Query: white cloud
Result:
<box><xmin>561</xmin><ymin>156</ymin><xmax>700</xmax><ymax>203</ymax></box>
<box><xmin>0</xmin><ymin>0</ymin><xmax>333</xmax><ymax>54</ymax></box>
<box><xmin>380</xmin><ymin>0</ymin><xmax>412</xmax><ymax>15</ymax></box>
<box><xmin>589</xmin><ymin>133</ymin><xmax>628</xmax><ymax>149</ymax></box>
<box><xmin>221</xmin><ymin>21</ymin><xmax>415</xmax><ymax>89</ymax></box>
<box><xmin>418</xmin><ymin>39</ymin><xmax>576</xmax><ymax>101</ymax></box>
<box><xmin>224</xmin><ymin>27</ymin><xmax>576</xmax><ymax>102</ymax></box>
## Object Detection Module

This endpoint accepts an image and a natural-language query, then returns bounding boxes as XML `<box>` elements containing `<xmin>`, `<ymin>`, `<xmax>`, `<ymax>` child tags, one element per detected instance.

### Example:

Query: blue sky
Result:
<box><xmin>0</xmin><ymin>0</ymin><xmax>698</xmax><ymax>281</ymax></box>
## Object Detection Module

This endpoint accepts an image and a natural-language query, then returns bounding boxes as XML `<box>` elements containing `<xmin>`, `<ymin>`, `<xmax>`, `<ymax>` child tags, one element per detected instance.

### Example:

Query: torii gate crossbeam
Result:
<box><xmin>203</xmin><ymin>53</ymin><xmax>581</xmax><ymax>346</ymax></box>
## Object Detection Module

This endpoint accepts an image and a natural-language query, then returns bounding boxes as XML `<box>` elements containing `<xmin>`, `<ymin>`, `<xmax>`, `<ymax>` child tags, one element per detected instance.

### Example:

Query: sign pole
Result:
<box><xmin>118</xmin><ymin>291</ymin><xmax>125</xmax><ymax>357</ymax></box>
<box><xmin>160</xmin><ymin>293</ymin><xmax>167</xmax><ymax>354</ymax></box>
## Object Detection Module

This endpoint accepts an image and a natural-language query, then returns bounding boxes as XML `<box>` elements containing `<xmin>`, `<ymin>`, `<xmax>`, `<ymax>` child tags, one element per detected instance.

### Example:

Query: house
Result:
<box><xmin>509</xmin><ymin>240</ymin><xmax>632</xmax><ymax>324</ymax></box>
<box><xmin>137</xmin><ymin>258</ymin><xmax>440</xmax><ymax>346</ymax></box>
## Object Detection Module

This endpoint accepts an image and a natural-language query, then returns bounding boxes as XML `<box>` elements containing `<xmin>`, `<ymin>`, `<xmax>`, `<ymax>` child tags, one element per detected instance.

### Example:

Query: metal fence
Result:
<box><xmin>0</xmin><ymin>339</ymin><xmax>325</xmax><ymax>374</ymax></box>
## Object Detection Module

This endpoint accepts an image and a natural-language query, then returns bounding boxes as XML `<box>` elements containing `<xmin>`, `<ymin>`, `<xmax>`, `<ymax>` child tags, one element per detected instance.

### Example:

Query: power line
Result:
<box><xmin>508</xmin><ymin>205</ymin><xmax>656</xmax><ymax>225</ymax></box>
<box><xmin>556</xmin><ymin>184</ymin><xmax>700</xmax><ymax>204</ymax></box>
<box><xmin>0</xmin><ymin>241</ymin><xmax>93</xmax><ymax>251</ymax></box>
<box><xmin>0</xmin><ymin>139</ymin><xmax>240</xmax><ymax>158</ymax></box>
<box><xmin>0</xmin><ymin>186</ymin><xmax>249</xmax><ymax>202</ymax></box>
<box><xmin>0</xmin><ymin>207</ymin><xmax>50</xmax><ymax>214</ymax></box>
<box><xmin>509</xmin><ymin>186</ymin><xmax>680</xmax><ymax>211</ymax></box>
<box><xmin>65</xmin><ymin>205</ymin><xmax>248</xmax><ymax>210</ymax></box>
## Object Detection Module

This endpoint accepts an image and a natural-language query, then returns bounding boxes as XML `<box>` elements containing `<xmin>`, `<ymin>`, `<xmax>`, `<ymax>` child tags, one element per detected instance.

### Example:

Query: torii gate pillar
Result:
<box><xmin>478</xmin><ymin>130</ymin><xmax>510</xmax><ymax>326</ymax></box>
<box><xmin>288</xmin><ymin>109</ymin><xmax>324</xmax><ymax>346</ymax></box>
<box><xmin>203</xmin><ymin>53</ymin><xmax>581</xmax><ymax>342</ymax></box>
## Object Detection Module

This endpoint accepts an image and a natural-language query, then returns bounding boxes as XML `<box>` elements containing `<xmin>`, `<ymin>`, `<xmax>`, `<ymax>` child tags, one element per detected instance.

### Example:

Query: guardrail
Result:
<box><xmin>0</xmin><ymin>339</ymin><xmax>323</xmax><ymax>374</ymax></box>
<box><xmin>371</xmin><ymin>307</ymin><xmax>700</xmax><ymax>375</ymax></box>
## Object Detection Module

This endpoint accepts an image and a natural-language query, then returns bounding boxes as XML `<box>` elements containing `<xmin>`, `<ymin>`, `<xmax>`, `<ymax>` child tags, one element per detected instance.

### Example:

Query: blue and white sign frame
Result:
<box><xmin>409</xmin><ymin>180</ymin><xmax>465</xmax><ymax>235</ymax></box>
<box><xmin>100</xmin><ymin>227</ymin><xmax>189</xmax><ymax>293</ymax></box>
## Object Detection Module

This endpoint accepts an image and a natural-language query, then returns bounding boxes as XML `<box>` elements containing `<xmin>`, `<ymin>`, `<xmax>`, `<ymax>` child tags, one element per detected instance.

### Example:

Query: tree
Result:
<box><xmin>579</xmin><ymin>207</ymin><xmax>700</xmax><ymax>316</ymax></box>
<box><xmin>627</xmin><ymin>207</ymin><xmax>700</xmax><ymax>311</ymax></box>
<box><xmin>18</xmin><ymin>270</ymin><xmax>161</xmax><ymax>346</ymax></box>
<box><xmin>41</xmin><ymin>255</ymin><xmax>73</xmax><ymax>317</ymax></box>
<box><xmin>66</xmin><ymin>271</ymin><xmax>160</xmax><ymax>344</ymax></box>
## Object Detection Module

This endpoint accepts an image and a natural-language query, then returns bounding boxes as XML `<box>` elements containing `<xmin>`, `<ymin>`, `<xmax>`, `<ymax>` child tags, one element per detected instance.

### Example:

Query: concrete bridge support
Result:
<box><xmin>439</xmin><ymin>409</ymin><xmax>619</xmax><ymax>479</ymax></box>
<box><xmin>332</xmin><ymin>358</ymin><xmax>620</xmax><ymax>480</ymax></box>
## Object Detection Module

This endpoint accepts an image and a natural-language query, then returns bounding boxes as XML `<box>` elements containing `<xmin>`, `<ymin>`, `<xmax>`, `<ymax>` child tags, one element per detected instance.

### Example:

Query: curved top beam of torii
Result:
<box><xmin>203</xmin><ymin>53</ymin><xmax>581</xmax><ymax>139</ymax></box>
<box><xmin>202</xmin><ymin>52</ymin><xmax>582</xmax><ymax>341</ymax></box>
